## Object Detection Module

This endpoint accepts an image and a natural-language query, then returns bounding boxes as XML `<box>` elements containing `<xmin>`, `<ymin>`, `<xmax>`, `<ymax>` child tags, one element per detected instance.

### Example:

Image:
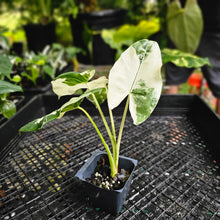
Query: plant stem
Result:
<box><xmin>73</xmin><ymin>57</ymin><xmax>79</xmax><ymax>72</ymax></box>
<box><xmin>91</xmin><ymin>94</ymin><xmax>117</xmax><ymax>154</ymax></box>
<box><xmin>105</xmin><ymin>87</ymin><xmax>116</xmax><ymax>139</ymax></box>
<box><xmin>115</xmin><ymin>96</ymin><xmax>130</xmax><ymax>169</ymax></box>
<box><xmin>106</xmin><ymin>87</ymin><xmax>117</xmax><ymax>163</ymax></box>
<box><xmin>78</xmin><ymin>106</ymin><xmax>117</xmax><ymax>177</ymax></box>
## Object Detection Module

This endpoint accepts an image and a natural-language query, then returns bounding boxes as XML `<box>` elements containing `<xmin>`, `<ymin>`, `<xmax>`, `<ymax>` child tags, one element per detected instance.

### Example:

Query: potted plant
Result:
<box><xmin>0</xmin><ymin>55</ymin><xmax>23</xmax><ymax>122</ymax></box>
<box><xmin>19</xmin><ymin>37</ymin><xmax>212</xmax><ymax>214</ymax></box>
<box><xmin>19</xmin><ymin>39</ymin><xmax>162</xmax><ymax>213</ymax></box>
<box><xmin>67</xmin><ymin>0</ymin><xmax>128</xmax><ymax>64</ymax></box>
<box><xmin>13</xmin><ymin>51</ymin><xmax>56</xmax><ymax>94</ymax></box>
<box><xmin>18</xmin><ymin>0</ymin><xmax>62</xmax><ymax>52</ymax></box>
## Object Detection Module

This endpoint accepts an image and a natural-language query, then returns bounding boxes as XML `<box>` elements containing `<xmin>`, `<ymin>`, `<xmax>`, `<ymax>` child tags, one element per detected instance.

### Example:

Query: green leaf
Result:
<box><xmin>167</xmin><ymin>0</ymin><xmax>203</xmax><ymax>53</ymax></box>
<box><xmin>113</xmin><ymin>25</ymin><xmax>136</xmax><ymax>45</ymax></box>
<box><xmin>0</xmin><ymin>55</ymin><xmax>12</xmax><ymax>79</ymax></box>
<box><xmin>108</xmin><ymin>39</ymin><xmax>162</xmax><ymax>125</ymax></box>
<box><xmin>0</xmin><ymin>80</ymin><xmax>23</xmax><ymax>94</ymax></box>
<box><xmin>55</xmin><ymin>71</ymin><xmax>94</xmax><ymax>84</ymax></box>
<box><xmin>21</xmin><ymin>66</ymin><xmax>39</xmax><ymax>86</ymax></box>
<box><xmin>161</xmin><ymin>48</ymin><xmax>211</xmax><ymax>68</ymax></box>
<box><xmin>0</xmin><ymin>99</ymin><xmax>16</xmax><ymax>119</ymax></box>
<box><xmin>134</xmin><ymin>19</ymin><xmax>160</xmax><ymax>41</ymax></box>
<box><xmin>11</xmin><ymin>74</ymin><xmax>22</xmax><ymax>83</ymax></box>
<box><xmin>65</xmin><ymin>46</ymin><xmax>84</xmax><ymax>58</ymax></box>
<box><xmin>19</xmin><ymin>110</ymin><xmax>62</xmax><ymax>132</ymax></box>
<box><xmin>101</xmin><ymin>19</ymin><xmax>160</xmax><ymax>60</ymax></box>
<box><xmin>42</xmin><ymin>65</ymin><xmax>55</xmax><ymax>79</ymax></box>
<box><xmin>19</xmin><ymin>88</ymin><xmax>103</xmax><ymax>132</ymax></box>
<box><xmin>101</xmin><ymin>29</ymin><xmax>125</xmax><ymax>59</ymax></box>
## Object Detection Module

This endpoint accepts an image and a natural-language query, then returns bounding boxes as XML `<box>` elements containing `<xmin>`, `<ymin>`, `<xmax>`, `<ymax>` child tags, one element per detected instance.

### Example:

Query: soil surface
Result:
<box><xmin>86</xmin><ymin>157</ymin><xmax>130</xmax><ymax>190</ymax></box>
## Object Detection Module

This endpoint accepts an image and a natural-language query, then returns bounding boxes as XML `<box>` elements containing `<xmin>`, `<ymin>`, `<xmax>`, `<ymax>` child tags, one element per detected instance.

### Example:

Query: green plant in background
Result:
<box><xmin>20</xmin><ymin>52</ymin><xmax>55</xmax><ymax>86</ymax></box>
<box><xmin>40</xmin><ymin>43</ymin><xmax>83</xmax><ymax>73</ymax></box>
<box><xmin>166</xmin><ymin>0</ymin><xmax>203</xmax><ymax>53</ymax></box>
<box><xmin>101</xmin><ymin>0</ymin><xmax>210</xmax><ymax>73</ymax></box>
<box><xmin>63</xmin><ymin>0</ymin><xmax>128</xmax><ymax>16</ymax></box>
<box><xmin>19</xmin><ymin>39</ymin><xmax>162</xmax><ymax>178</ymax></box>
<box><xmin>0</xmin><ymin>55</ymin><xmax>23</xmax><ymax>119</ymax></box>
<box><xmin>97</xmin><ymin>0</ymin><xmax>127</xmax><ymax>10</ymax></box>
<box><xmin>16</xmin><ymin>43</ymin><xmax>83</xmax><ymax>86</ymax></box>
<box><xmin>0</xmin><ymin>26</ymin><xmax>10</xmax><ymax>54</ymax></box>
<box><xmin>18</xmin><ymin>0</ymin><xmax>62</xmax><ymax>25</ymax></box>
<box><xmin>161</xmin><ymin>48</ymin><xmax>211</xmax><ymax>67</ymax></box>
<box><xmin>125</xmin><ymin>0</ymin><xmax>147</xmax><ymax>23</ymax></box>
<box><xmin>0</xmin><ymin>0</ymin><xmax>61</xmax><ymax>25</ymax></box>
<box><xmin>102</xmin><ymin>18</ymin><xmax>160</xmax><ymax>59</ymax></box>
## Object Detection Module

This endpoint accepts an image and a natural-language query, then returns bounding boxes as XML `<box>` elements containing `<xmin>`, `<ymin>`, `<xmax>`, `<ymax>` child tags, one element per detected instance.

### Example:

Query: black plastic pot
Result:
<box><xmin>75</xmin><ymin>150</ymin><xmax>137</xmax><ymax>215</ymax></box>
<box><xmin>69</xmin><ymin>14</ymin><xmax>92</xmax><ymax>64</ymax></box>
<box><xmin>85</xmin><ymin>9</ymin><xmax>127</xmax><ymax>30</ymax></box>
<box><xmin>23</xmin><ymin>23</ymin><xmax>56</xmax><ymax>53</ymax></box>
<box><xmin>10</xmin><ymin>42</ymin><xmax>23</xmax><ymax>56</ymax></box>
<box><xmin>69</xmin><ymin>9</ymin><xmax>127</xmax><ymax>65</ymax></box>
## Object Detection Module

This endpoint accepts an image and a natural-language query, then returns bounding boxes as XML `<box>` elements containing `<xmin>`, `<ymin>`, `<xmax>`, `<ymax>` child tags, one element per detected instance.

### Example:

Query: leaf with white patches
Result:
<box><xmin>108</xmin><ymin>39</ymin><xmax>162</xmax><ymax>125</ymax></box>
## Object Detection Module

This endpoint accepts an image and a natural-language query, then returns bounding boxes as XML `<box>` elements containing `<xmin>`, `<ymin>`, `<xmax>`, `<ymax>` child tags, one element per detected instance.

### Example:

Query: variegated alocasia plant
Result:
<box><xmin>19</xmin><ymin>39</ymin><xmax>162</xmax><ymax>178</ymax></box>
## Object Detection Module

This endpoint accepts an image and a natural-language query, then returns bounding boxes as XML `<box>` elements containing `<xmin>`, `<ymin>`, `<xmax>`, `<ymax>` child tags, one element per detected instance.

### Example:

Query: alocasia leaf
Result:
<box><xmin>52</xmin><ymin>69</ymin><xmax>108</xmax><ymax>106</ymax></box>
<box><xmin>51</xmin><ymin>70</ymin><xmax>95</xmax><ymax>98</ymax></box>
<box><xmin>134</xmin><ymin>19</ymin><xmax>160</xmax><ymax>41</ymax></box>
<box><xmin>19</xmin><ymin>110</ymin><xmax>62</xmax><ymax>132</ymax></box>
<box><xmin>167</xmin><ymin>0</ymin><xmax>203</xmax><ymax>53</ymax></box>
<box><xmin>19</xmin><ymin>88</ymin><xmax>104</xmax><ymax>132</ymax></box>
<box><xmin>161</xmin><ymin>48</ymin><xmax>211</xmax><ymax>68</ymax></box>
<box><xmin>108</xmin><ymin>39</ymin><xmax>162</xmax><ymax>125</ymax></box>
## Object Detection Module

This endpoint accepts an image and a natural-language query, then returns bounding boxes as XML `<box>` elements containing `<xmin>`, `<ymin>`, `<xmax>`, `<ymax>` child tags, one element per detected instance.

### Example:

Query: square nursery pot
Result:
<box><xmin>75</xmin><ymin>150</ymin><xmax>138</xmax><ymax>215</ymax></box>
<box><xmin>23</xmin><ymin>23</ymin><xmax>56</xmax><ymax>53</ymax></box>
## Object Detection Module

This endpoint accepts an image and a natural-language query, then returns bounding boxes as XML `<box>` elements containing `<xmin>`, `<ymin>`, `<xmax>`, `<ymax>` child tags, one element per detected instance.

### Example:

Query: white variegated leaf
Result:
<box><xmin>51</xmin><ymin>70</ymin><xmax>95</xmax><ymax>98</ymax></box>
<box><xmin>108</xmin><ymin>39</ymin><xmax>162</xmax><ymax>125</ymax></box>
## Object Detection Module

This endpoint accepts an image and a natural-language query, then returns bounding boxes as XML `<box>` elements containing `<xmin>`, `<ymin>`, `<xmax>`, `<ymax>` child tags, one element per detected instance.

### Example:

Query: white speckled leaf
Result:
<box><xmin>51</xmin><ymin>70</ymin><xmax>95</xmax><ymax>98</ymax></box>
<box><xmin>108</xmin><ymin>39</ymin><xmax>162</xmax><ymax>125</ymax></box>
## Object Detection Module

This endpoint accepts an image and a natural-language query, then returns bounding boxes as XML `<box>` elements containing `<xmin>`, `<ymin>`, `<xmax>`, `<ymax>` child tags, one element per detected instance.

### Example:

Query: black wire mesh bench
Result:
<box><xmin>0</xmin><ymin>94</ymin><xmax>219</xmax><ymax>219</ymax></box>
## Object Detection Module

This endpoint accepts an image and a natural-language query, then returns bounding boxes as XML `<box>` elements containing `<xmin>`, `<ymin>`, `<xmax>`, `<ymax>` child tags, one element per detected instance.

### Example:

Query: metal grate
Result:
<box><xmin>0</xmin><ymin>112</ymin><xmax>219</xmax><ymax>219</ymax></box>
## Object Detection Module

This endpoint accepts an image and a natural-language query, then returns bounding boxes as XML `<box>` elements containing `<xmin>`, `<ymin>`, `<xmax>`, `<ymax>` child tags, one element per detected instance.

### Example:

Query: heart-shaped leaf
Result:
<box><xmin>108</xmin><ymin>39</ymin><xmax>162</xmax><ymax>125</ymax></box>
<box><xmin>167</xmin><ymin>0</ymin><xmax>203</xmax><ymax>53</ymax></box>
